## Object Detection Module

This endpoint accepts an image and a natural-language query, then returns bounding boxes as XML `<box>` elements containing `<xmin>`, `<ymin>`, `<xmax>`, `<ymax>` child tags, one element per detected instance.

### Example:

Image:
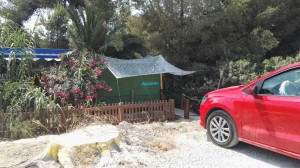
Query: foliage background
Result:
<box><xmin>0</xmin><ymin>0</ymin><xmax>299</xmax><ymax>109</ymax></box>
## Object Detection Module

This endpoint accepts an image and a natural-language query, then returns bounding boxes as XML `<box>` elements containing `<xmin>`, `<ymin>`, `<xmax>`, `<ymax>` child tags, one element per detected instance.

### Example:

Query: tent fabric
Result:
<box><xmin>1</xmin><ymin>48</ymin><xmax>195</xmax><ymax>78</ymax></box>
<box><xmin>103</xmin><ymin>55</ymin><xmax>195</xmax><ymax>79</ymax></box>
<box><xmin>1</xmin><ymin>48</ymin><xmax>71</xmax><ymax>61</ymax></box>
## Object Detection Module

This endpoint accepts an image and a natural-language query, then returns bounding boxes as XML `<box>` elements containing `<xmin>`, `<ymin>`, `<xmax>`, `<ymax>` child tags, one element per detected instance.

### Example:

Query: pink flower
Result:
<box><xmin>67</xmin><ymin>60</ymin><xmax>76</xmax><ymax>67</ymax></box>
<box><xmin>55</xmin><ymin>91</ymin><xmax>62</xmax><ymax>96</ymax></box>
<box><xmin>61</xmin><ymin>93</ymin><xmax>70</xmax><ymax>98</ymax></box>
<box><xmin>85</xmin><ymin>95</ymin><xmax>94</xmax><ymax>101</ymax></box>
<box><xmin>72</xmin><ymin>88</ymin><xmax>81</xmax><ymax>94</ymax></box>
<box><xmin>41</xmin><ymin>76</ymin><xmax>47</xmax><ymax>82</ymax></box>
<box><xmin>89</xmin><ymin>63</ymin><xmax>96</xmax><ymax>68</ymax></box>
<box><xmin>101</xmin><ymin>59</ymin><xmax>106</xmax><ymax>63</ymax></box>
<box><xmin>93</xmin><ymin>70</ymin><xmax>102</xmax><ymax>76</ymax></box>
<box><xmin>92</xmin><ymin>85</ymin><xmax>106</xmax><ymax>90</ymax></box>
<box><xmin>108</xmin><ymin>88</ymin><xmax>112</xmax><ymax>92</ymax></box>
<box><xmin>89</xmin><ymin>61</ymin><xmax>98</xmax><ymax>68</ymax></box>
<box><xmin>85</xmin><ymin>94</ymin><xmax>97</xmax><ymax>101</ymax></box>
<box><xmin>55</xmin><ymin>78</ymin><xmax>60</xmax><ymax>83</ymax></box>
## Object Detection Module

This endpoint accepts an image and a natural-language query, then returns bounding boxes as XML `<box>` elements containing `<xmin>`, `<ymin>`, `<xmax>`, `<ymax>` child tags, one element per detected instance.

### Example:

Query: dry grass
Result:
<box><xmin>152</xmin><ymin>141</ymin><xmax>175</xmax><ymax>151</ymax></box>
<box><xmin>118</xmin><ymin>122</ymin><xmax>180</xmax><ymax>152</ymax></box>
<box><xmin>69</xmin><ymin>113</ymin><xmax>118</xmax><ymax>132</ymax></box>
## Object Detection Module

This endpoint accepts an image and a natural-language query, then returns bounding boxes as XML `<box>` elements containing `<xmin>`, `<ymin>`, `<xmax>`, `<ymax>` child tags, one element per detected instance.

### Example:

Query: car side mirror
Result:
<box><xmin>248</xmin><ymin>85</ymin><xmax>258</xmax><ymax>95</ymax></box>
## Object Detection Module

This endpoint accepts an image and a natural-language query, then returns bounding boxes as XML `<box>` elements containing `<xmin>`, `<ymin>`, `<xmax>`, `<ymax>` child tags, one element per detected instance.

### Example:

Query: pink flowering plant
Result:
<box><xmin>41</xmin><ymin>51</ymin><xmax>111</xmax><ymax>108</ymax></box>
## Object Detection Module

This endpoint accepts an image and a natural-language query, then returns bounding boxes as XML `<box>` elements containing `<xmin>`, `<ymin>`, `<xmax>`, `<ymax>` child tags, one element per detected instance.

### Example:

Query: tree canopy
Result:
<box><xmin>130</xmin><ymin>0</ymin><xmax>299</xmax><ymax>66</ymax></box>
<box><xmin>0</xmin><ymin>0</ymin><xmax>299</xmax><ymax>101</ymax></box>
<box><xmin>2</xmin><ymin>0</ymin><xmax>298</xmax><ymax>61</ymax></box>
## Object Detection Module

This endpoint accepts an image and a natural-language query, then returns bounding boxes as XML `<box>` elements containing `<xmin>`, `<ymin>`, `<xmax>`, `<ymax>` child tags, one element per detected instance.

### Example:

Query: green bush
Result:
<box><xmin>0</xmin><ymin>22</ymin><xmax>61</xmax><ymax>139</ymax></box>
<box><xmin>40</xmin><ymin>51</ymin><xmax>111</xmax><ymax>108</ymax></box>
<box><xmin>184</xmin><ymin>52</ymin><xmax>300</xmax><ymax>103</ymax></box>
<box><xmin>222</xmin><ymin>52</ymin><xmax>300</xmax><ymax>87</ymax></box>
<box><xmin>262</xmin><ymin>53</ymin><xmax>300</xmax><ymax>74</ymax></box>
<box><xmin>224</xmin><ymin>59</ymin><xmax>260</xmax><ymax>86</ymax></box>
<box><xmin>4</xmin><ymin>114</ymin><xmax>37</xmax><ymax>140</ymax></box>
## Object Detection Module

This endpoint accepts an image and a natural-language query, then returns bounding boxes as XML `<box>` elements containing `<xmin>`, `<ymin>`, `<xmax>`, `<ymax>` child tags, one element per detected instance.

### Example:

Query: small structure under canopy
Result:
<box><xmin>1</xmin><ymin>48</ymin><xmax>195</xmax><ymax>103</ymax></box>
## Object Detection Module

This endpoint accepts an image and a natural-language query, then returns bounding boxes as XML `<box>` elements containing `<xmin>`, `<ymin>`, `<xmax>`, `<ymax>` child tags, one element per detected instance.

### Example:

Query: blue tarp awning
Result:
<box><xmin>1</xmin><ymin>48</ymin><xmax>72</xmax><ymax>61</ymax></box>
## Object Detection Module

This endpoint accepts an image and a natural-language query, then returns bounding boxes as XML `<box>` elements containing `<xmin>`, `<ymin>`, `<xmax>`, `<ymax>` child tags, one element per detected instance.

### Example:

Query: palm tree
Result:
<box><xmin>67</xmin><ymin>4</ymin><xmax>116</xmax><ymax>53</ymax></box>
<box><xmin>105</xmin><ymin>34</ymin><xmax>149</xmax><ymax>59</ymax></box>
<box><xmin>66</xmin><ymin>1</ymin><xmax>149</xmax><ymax>58</ymax></box>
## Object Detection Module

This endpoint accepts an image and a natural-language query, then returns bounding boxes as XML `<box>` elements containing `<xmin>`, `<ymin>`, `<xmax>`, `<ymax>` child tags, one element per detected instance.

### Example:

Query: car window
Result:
<box><xmin>260</xmin><ymin>68</ymin><xmax>300</xmax><ymax>96</ymax></box>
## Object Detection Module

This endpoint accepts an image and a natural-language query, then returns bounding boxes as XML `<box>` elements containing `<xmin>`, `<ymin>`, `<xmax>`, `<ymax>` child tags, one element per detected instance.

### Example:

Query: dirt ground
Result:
<box><xmin>0</xmin><ymin>119</ymin><xmax>202</xmax><ymax>168</ymax></box>
<box><xmin>1</xmin><ymin>118</ymin><xmax>300</xmax><ymax>168</ymax></box>
<box><xmin>0</xmin><ymin>141</ymin><xmax>48</xmax><ymax>167</ymax></box>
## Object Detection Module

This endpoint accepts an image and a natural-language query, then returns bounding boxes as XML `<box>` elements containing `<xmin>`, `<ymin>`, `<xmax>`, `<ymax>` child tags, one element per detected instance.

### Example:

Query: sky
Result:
<box><xmin>23</xmin><ymin>9</ymin><xmax>51</xmax><ymax>32</ymax></box>
<box><xmin>0</xmin><ymin>0</ymin><xmax>47</xmax><ymax>31</ymax></box>
<box><xmin>24</xmin><ymin>14</ymin><xmax>39</xmax><ymax>31</ymax></box>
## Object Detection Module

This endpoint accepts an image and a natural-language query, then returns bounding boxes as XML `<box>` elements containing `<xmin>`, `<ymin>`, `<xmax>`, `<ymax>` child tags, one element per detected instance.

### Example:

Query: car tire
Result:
<box><xmin>206</xmin><ymin>110</ymin><xmax>239</xmax><ymax>148</ymax></box>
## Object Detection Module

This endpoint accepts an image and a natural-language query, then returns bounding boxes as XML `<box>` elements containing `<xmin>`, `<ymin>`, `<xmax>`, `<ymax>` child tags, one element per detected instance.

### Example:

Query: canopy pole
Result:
<box><xmin>116</xmin><ymin>78</ymin><xmax>121</xmax><ymax>103</ymax></box>
<box><xmin>160</xmin><ymin>74</ymin><xmax>164</xmax><ymax>100</ymax></box>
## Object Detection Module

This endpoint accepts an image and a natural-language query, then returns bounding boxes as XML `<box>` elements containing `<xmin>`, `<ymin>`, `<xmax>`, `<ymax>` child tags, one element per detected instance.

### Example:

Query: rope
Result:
<box><xmin>182</xmin><ymin>94</ymin><xmax>200</xmax><ymax>103</ymax></box>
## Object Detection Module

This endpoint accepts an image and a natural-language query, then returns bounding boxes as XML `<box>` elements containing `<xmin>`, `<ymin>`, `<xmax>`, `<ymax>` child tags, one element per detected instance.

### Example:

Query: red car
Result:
<box><xmin>200</xmin><ymin>62</ymin><xmax>300</xmax><ymax>160</ymax></box>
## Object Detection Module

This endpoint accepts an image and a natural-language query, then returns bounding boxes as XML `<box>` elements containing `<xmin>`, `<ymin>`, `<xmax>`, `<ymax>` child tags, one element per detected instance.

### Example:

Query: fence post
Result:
<box><xmin>118</xmin><ymin>102</ymin><xmax>124</xmax><ymax>122</ymax></box>
<box><xmin>169</xmin><ymin>99</ymin><xmax>175</xmax><ymax>120</ymax></box>
<box><xmin>181</xmin><ymin>94</ymin><xmax>185</xmax><ymax>109</ymax></box>
<box><xmin>184</xmin><ymin>99</ymin><xmax>190</xmax><ymax>119</ymax></box>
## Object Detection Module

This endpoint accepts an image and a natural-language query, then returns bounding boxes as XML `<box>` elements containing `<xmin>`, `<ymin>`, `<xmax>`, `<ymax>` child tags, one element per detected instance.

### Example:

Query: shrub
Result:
<box><xmin>40</xmin><ymin>51</ymin><xmax>112</xmax><ymax>108</ymax></box>
<box><xmin>184</xmin><ymin>52</ymin><xmax>300</xmax><ymax>105</ymax></box>
<box><xmin>262</xmin><ymin>53</ymin><xmax>300</xmax><ymax>74</ymax></box>
<box><xmin>4</xmin><ymin>114</ymin><xmax>37</xmax><ymax>140</ymax></box>
<box><xmin>224</xmin><ymin>59</ymin><xmax>260</xmax><ymax>86</ymax></box>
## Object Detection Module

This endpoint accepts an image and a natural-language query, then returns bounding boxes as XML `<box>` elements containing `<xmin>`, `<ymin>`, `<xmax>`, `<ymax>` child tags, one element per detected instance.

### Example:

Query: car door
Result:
<box><xmin>242</xmin><ymin>68</ymin><xmax>300</xmax><ymax>154</ymax></box>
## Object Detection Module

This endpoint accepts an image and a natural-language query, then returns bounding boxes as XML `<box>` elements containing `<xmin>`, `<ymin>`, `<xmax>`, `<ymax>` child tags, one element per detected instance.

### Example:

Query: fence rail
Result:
<box><xmin>0</xmin><ymin>99</ymin><xmax>174</xmax><ymax>138</ymax></box>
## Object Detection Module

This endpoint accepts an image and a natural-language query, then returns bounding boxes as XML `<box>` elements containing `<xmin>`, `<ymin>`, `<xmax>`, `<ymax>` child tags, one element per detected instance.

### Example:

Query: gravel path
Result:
<box><xmin>118</xmin><ymin>119</ymin><xmax>300</xmax><ymax>168</ymax></box>
<box><xmin>1</xmin><ymin>119</ymin><xmax>300</xmax><ymax>168</ymax></box>
<box><xmin>152</xmin><ymin>128</ymin><xmax>300</xmax><ymax>168</ymax></box>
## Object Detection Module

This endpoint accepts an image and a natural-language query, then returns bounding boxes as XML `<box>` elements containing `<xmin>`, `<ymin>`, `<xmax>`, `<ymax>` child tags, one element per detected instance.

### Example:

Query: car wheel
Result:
<box><xmin>206</xmin><ymin>110</ymin><xmax>239</xmax><ymax>148</ymax></box>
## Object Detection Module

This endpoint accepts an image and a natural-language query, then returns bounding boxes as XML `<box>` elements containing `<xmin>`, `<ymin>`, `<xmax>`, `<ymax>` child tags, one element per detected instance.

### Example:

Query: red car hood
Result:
<box><xmin>208</xmin><ymin>85</ymin><xmax>243</xmax><ymax>95</ymax></box>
